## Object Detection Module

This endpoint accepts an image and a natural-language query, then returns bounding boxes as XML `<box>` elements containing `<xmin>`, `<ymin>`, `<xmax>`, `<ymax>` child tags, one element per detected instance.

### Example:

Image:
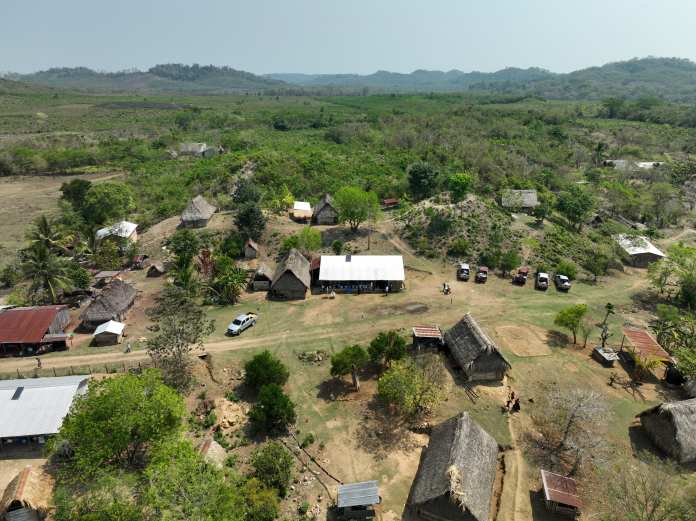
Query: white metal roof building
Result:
<box><xmin>96</xmin><ymin>221</ymin><xmax>138</xmax><ymax>241</ymax></box>
<box><xmin>615</xmin><ymin>234</ymin><xmax>666</xmax><ymax>267</ymax></box>
<box><xmin>319</xmin><ymin>255</ymin><xmax>405</xmax><ymax>282</ymax></box>
<box><xmin>0</xmin><ymin>376</ymin><xmax>89</xmax><ymax>439</ymax></box>
<box><xmin>337</xmin><ymin>481</ymin><xmax>380</xmax><ymax>508</ymax></box>
<box><xmin>293</xmin><ymin>201</ymin><xmax>312</xmax><ymax>212</ymax></box>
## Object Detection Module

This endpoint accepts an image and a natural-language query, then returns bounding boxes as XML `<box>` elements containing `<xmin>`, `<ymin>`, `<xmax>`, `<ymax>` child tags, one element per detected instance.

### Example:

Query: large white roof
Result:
<box><xmin>0</xmin><ymin>375</ymin><xmax>88</xmax><ymax>438</ymax></box>
<box><xmin>93</xmin><ymin>320</ymin><xmax>125</xmax><ymax>336</ymax></box>
<box><xmin>96</xmin><ymin>221</ymin><xmax>138</xmax><ymax>240</ymax></box>
<box><xmin>319</xmin><ymin>255</ymin><xmax>405</xmax><ymax>282</ymax></box>
<box><xmin>615</xmin><ymin>234</ymin><xmax>666</xmax><ymax>258</ymax></box>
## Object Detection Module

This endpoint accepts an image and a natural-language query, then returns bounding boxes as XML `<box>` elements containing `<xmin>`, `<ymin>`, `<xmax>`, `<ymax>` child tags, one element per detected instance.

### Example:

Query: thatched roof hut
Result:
<box><xmin>407</xmin><ymin>412</ymin><xmax>499</xmax><ymax>521</ymax></box>
<box><xmin>181</xmin><ymin>195</ymin><xmax>217</xmax><ymax>228</ymax></box>
<box><xmin>638</xmin><ymin>398</ymin><xmax>696</xmax><ymax>463</ymax></box>
<box><xmin>444</xmin><ymin>314</ymin><xmax>511</xmax><ymax>382</ymax></box>
<box><xmin>0</xmin><ymin>466</ymin><xmax>53</xmax><ymax>519</ymax></box>
<box><xmin>198</xmin><ymin>437</ymin><xmax>227</xmax><ymax>469</ymax></box>
<box><xmin>270</xmin><ymin>249</ymin><xmax>310</xmax><ymax>300</ymax></box>
<box><xmin>252</xmin><ymin>263</ymin><xmax>273</xmax><ymax>291</ymax></box>
<box><xmin>80</xmin><ymin>280</ymin><xmax>137</xmax><ymax>331</ymax></box>
<box><xmin>313</xmin><ymin>193</ymin><xmax>338</xmax><ymax>225</ymax></box>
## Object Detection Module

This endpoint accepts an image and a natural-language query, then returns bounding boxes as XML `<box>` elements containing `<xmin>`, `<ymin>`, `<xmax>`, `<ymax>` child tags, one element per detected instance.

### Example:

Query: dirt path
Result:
<box><xmin>0</xmin><ymin>304</ymin><xmax>461</xmax><ymax>373</ymax></box>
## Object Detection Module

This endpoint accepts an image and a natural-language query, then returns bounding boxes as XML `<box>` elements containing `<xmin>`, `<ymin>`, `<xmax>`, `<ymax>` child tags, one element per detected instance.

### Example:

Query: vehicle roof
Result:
<box><xmin>556</xmin><ymin>274</ymin><xmax>569</xmax><ymax>279</ymax></box>
<box><xmin>458</xmin><ymin>263</ymin><xmax>470</xmax><ymax>269</ymax></box>
<box><xmin>537</xmin><ymin>272</ymin><xmax>549</xmax><ymax>277</ymax></box>
<box><xmin>478</xmin><ymin>266</ymin><xmax>489</xmax><ymax>271</ymax></box>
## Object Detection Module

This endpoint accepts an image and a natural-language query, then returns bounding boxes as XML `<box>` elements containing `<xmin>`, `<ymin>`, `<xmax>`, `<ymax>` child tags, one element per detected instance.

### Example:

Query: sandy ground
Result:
<box><xmin>495</xmin><ymin>325</ymin><xmax>552</xmax><ymax>357</ymax></box>
<box><xmin>0</xmin><ymin>445</ymin><xmax>46</xmax><ymax>492</ymax></box>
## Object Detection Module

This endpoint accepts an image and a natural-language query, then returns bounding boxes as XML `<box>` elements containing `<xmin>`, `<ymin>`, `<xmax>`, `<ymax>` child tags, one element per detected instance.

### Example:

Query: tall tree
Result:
<box><xmin>235</xmin><ymin>203</ymin><xmax>266</xmax><ymax>241</ymax></box>
<box><xmin>368</xmin><ymin>331</ymin><xmax>407</xmax><ymax>368</ymax></box>
<box><xmin>60</xmin><ymin>178</ymin><xmax>92</xmax><ymax>211</ymax></box>
<box><xmin>21</xmin><ymin>243</ymin><xmax>71</xmax><ymax>303</ymax></box>
<box><xmin>556</xmin><ymin>185</ymin><xmax>594</xmax><ymax>231</ymax></box>
<box><xmin>333</xmin><ymin>186</ymin><xmax>380</xmax><ymax>232</ymax></box>
<box><xmin>407</xmin><ymin>161</ymin><xmax>439</xmax><ymax>199</ymax></box>
<box><xmin>554</xmin><ymin>304</ymin><xmax>589</xmax><ymax>344</ymax></box>
<box><xmin>330</xmin><ymin>345</ymin><xmax>369</xmax><ymax>391</ymax></box>
<box><xmin>82</xmin><ymin>182</ymin><xmax>135</xmax><ymax>225</ymax></box>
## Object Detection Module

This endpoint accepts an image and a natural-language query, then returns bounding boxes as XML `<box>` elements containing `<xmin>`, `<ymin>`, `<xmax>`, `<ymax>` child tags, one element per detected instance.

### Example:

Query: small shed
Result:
<box><xmin>198</xmin><ymin>437</ymin><xmax>227</xmax><ymax>469</ymax></box>
<box><xmin>540</xmin><ymin>469</ymin><xmax>582</xmax><ymax>518</ymax></box>
<box><xmin>270</xmin><ymin>249</ymin><xmax>311</xmax><ymax>300</ymax></box>
<box><xmin>181</xmin><ymin>195</ymin><xmax>217</xmax><ymax>228</ymax></box>
<box><xmin>638</xmin><ymin>398</ymin><xmax>696</xmax><ymax>463</ymax></box>
<box><xmin>95</xmin><ymin>221</ymin><xmax>138</xmax><ymax>243</ymax></box>
<box><xmin>291</xmin><ymin>201</ymin><xmax>313</xmax><ymax>222</ymax></box>
<box><xmin>407</xmin><ymin>412</ymin><xmax>499</xmax><ymax>521</ymax></box>
<box><xmin>336</xmin><ymin>481</ymin><xmax>381</xmax><ymax>519</ymax></box>
<box><xmin>412</xmin><ymin>325</ymin><xmax>444</xmax><ymax>349</ymax></box>
<box><xmin>80</xmin><ymin>280</ymin><xmax>136</xmax><ymax>331</ymax></box>
<box><xmin>381</xmin><ymin>198</ymin><xmax>400</xmax><ymax>210</ymax></box>
<box><xmin>313</xmin><ymin>194</ymin><xmax>338</xmax><ymax>225</ymax></box>
<box><xmin>252</xmin><ymin>263</ymin><xmax>273</xmax><ymax>291</ymax></box>
<box><xmin>93</xmin><ymin>270</ymin><xmax>122</xmax><ymax>286</ymax></box>
<box><xmin>444</xmin><ymin>314</ymin><xmax>511</xmax><ymax>382</ymax></box>
<box><xmin>92</xmin><ymin>320</ymin><xmax>125</xmax><ymax>346</ymax></box>
<box><xmin>0</xmin><ymin>466</ymin><xmax>53</xmax><ymax>521</ymax></box>
<box><xmin>245</xmin><ymin>239</ymin><xmax>260</xmax><ymax>260</ymax></box>
<box><xmin>501</xmin><ymin>189</ymin><xmax>539</xmax><ymax>209</ymax></box>
<box><xmin>615</xmin><ymin>234</ymin><xmax>666</xmax><ymax>267</ymax></box>
<box><xmin>147</xmin><ymin>262</ymin><xmax>166</xmax><ymax>277</ymax></box>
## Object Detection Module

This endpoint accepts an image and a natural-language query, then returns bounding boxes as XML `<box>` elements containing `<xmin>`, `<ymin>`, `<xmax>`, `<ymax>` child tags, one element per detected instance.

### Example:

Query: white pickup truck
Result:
<box><xmin>226</xmin><ymin>313</ymin><xmax>257</xmax><ymax>336</ymax></box>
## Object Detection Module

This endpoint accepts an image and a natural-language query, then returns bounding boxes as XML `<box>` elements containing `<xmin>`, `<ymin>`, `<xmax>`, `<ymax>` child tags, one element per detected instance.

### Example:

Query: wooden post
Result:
<box><xmin>88</xmin><ymin>366</ymin><xmax>92</xmax><ymax>374</ymax></box>
<box><xmin>16</xmin><ymin>369</ymin><xmax>20</xmax><ymax>378</ymax></box>
<box><xmin>70</xmin><ymin>366</ymin><xmax>74</xmax><ymax>375</ymax></box>
<box><xmin>123</xmin><ymin>362</ymin><xmax>126</xmax><ymax>372</ymax></box>
<box><xmin>53</xmin><ymin>368</ymin><xmax>57</xmax><ymax>377</ymax></box>
<box><xmin>105</xmin><ymin>364</ymin><xmax>109</xmax><ymax>374</ymax></box>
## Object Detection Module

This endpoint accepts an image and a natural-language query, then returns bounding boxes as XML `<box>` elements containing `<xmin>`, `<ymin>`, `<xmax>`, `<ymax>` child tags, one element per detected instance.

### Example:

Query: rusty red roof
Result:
<box><xmin>412</xmin><ymin>325</ymin><xmax>443</xmax><ymax>339</ymax></box>
<box><xmin>0</xmin><ymin>306</ymin><xmax>67</xmax><ymax>344</ymax></box>
<box><xmin>623</xmin><ymin>328</ymin><xmax>670</xmax><ymax>360</ymax></box>
<box><xmin>541</xmin><ymin>470</ymin><xmax>582</xmax><ymax>510</ymax></box>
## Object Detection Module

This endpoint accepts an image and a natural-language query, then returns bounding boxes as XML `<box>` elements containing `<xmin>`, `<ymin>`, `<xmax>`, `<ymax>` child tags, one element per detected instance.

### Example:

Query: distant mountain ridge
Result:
<box><xmin>267</xmin><ymin>57</ymin><xmax>696</xmax><ymax>101</ymax></box>
<box><xmin>5</xmin><ymin>57</ymin><xmax>696</xmax><ymax>101</ymax></box>
<box><xmin>4</xmin><ymin>64</ymin><xmax>283</xmax><ymax>93</ymax></box>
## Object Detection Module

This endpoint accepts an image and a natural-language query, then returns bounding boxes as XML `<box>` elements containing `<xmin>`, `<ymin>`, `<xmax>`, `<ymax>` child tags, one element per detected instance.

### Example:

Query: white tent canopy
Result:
<box><xmin>319</xmin><ymin>255</ymin><xmax>405</xmax><ymax>282</ymax></box>
<box><xmin>93</xmin><ymin>320</ymin><xmax>125</xmax><ymax>337</ymax></box>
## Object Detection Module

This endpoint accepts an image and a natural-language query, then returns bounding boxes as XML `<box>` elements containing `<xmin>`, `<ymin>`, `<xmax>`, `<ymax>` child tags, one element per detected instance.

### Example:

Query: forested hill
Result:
<box><xmin>5</xmin><ymin>64</ymin><xmax>284</xmax><ymax>93</ymax></box>
<box><xmin>268</xmin><ymin>58</ymin><xmax>696</xmax><ymax>101</ymax></box>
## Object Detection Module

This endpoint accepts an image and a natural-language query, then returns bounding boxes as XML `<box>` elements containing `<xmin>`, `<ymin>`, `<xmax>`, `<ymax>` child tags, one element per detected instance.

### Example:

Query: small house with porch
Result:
<box><xmin>444</xmin><ymin>314</ymin><xmax>511</xmax><ymax>382</ymax></box>
<box><xmin>269</xmin><ymin>249</ymin><xmax>310</xmax><ymax>300</ymax></box>
<box><xmin>92</xmin><ymin>320</ymin><xmax>125</xmax><ymax>346</ymax></box>
<box><xmin>313</xmin><ymin>194</ymin><xmax>338</xmax><ymax>225</ymax></box>
<box><xmin>96</xmin><ymin>221</ymin><xmax>138</xmax><ymax>243</ymax></box>
<box><xmin>0</xmin><ymin>305</ymin><xmax>70</xmax><ymax>357</ymax></box>
<box><xmin>291</xmin><ymin>201</ymin><xmax>313</xmax><ymax>222</ymax></box>
<box><xmin>336</xmin><ymin>481</ymin><xmax>381</xmax><ymax>519</ymax></box>
<box><xmin>407</xmin><ymin>412</ymin><xmax>499</xmax><ymax>521</ymax></box>
<box><xmin>615</xmin><ymin>234</ymin><xmax>665</xmax><ymax>267</ymax></box>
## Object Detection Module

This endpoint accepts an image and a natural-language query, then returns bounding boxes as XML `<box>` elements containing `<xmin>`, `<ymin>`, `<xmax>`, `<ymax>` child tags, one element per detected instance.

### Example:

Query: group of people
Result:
<box><xmin>505</xmin><ymin>388</ymin><xmax>521</xmax><ymax>413</ymax></box>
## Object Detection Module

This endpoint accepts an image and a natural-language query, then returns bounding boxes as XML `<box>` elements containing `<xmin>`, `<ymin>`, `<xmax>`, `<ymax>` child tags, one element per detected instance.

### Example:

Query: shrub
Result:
<box><xmin>331</xmin><ymin>240</ymin><xmax>344</xmax><ymax>255</ymax></box>
<box><xmin>244</xmin><ymin>351</ymin><xmax>290</xmax><ymax>391</ymax></box>
<box><xmin>300</xmin><ymin>432</ymin><xmax>315</xmax><ymax>448</ymax></box>
<box><xmin>555</xmin><ymin>259</ymin><xmax>578</xmax><ymax>280</ymax></box>
<box><xmin>249</xmin><ymin>384</ymin><xmax>296</xmax><ymax>434</ymax></box>
<box><xmin>448</xmin><ymin>238</ymin><xmax>470</xmax><ymax>257</ymax></box>
<box><xmin>251</xmin><ymin>441</ymin><xmax>294</xmax><ymax>496</ymax></box>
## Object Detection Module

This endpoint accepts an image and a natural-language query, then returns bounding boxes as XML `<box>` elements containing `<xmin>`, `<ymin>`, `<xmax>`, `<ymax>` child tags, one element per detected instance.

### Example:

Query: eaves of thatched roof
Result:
<box><xmin>313</xmin><ymin>193</ymin><xmax>335</xmax><ymax>216</ymax></box>
<box><xmin>444</xmin><ymin>314</ymin><xmax>511</xmax><ymax>375</ymax></box>
<box><xmin>80</xmin><ymin>280</ymin><xmax>136</xmax><ymax>324</ymax></box>
<box><xmin>408</xmin><ymin>412</ymin><xmax>498</xmax><ymax>521</ymax></box>
<box><xmin>639</xmin><ymin>398</ymin><xmax>696</xmax><ymax>463</ymax></box>
<box><xmin>181</xmin><ymin>195</ymin><xmax>216</xmax><ymax>223</ymax></box>
<box><xmin>271</xmin><ymin>248</ymin><xmax>310</xmax><ymax>289</ymax></box>
<box><xmin>0</xmin><ymin>466</ymin><xmax>53</xmax><ymax>515</ymax></box>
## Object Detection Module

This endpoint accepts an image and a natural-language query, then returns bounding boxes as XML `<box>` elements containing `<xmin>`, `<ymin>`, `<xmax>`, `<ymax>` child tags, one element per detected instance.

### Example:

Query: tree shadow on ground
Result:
<box><xmin>529</xmin><ymin>489</ymin><xmax>559</xmax><ymax>521</ymax></box>
<box><xmin>546</xmin><ymin>330</ymin><xmax>569</xmax><ymax>349</ymax></box>
<box><xmin>320</xmin><ymin>227</ymin><xmax>369</xmax><ymax>247</ymax></box>
<box><xmin>315</xmin><ymin>377</ymin><xmax>355</xmax><ymax>402</ymax></box>
<box><xmin>354</xmin><ymin>395</ymin><xmax>423</xmax><ymax>458</ymax></box>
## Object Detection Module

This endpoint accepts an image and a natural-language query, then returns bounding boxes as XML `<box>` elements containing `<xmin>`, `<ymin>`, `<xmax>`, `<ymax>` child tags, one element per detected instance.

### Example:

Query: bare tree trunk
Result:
<box><xmin>351</xmin><ymin>365</ymin><xmax>360</xmax><ymax>391</ymax></box>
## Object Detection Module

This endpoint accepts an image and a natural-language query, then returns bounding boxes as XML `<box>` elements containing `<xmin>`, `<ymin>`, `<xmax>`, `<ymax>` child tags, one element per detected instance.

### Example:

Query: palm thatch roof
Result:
<box><xmin>313</xmin><ymin>193</ymin><xmax>335</xmax><ymax>215</ymax></box>
<box><xmin>408</xmin><ymin>412</ymin><xmax>499</xmax><ymax>521</ymax></box>
<box><xmin>444</xmin><ymin>314</ymin><xmax>511</xmax><ymax>378</ymax></box>
<box><xmin>638</xmin><ymin>398</ymin><xmax>696</xmax><ymax>463</ymax></box>
<box><xmin>254</xmin><ymin>263</ymin><xmax>274</xmax><ymax>281</ymax></box>
<box><xmin>181</xmin><ymin>195</ymin><xmax>217</xmax><ymax>223</ymax></box>
<box><xmin>271</xmin><ymin>248</ymin><xmax>310</xmax><ymax>289</ymax></box>
<box><xmin>198</xmin><ymin>437</ymin><xmax>227</xmax><ymax>469</ymax></box>
<box><xmin>80</xmin><ymin>280</ymin><xmax>136</xmax><ymax>326</ymax></box>
<box><xmin>0</xmin><ymin>466</ymin><xmax>53</xmax><ymax>516</ymax></box>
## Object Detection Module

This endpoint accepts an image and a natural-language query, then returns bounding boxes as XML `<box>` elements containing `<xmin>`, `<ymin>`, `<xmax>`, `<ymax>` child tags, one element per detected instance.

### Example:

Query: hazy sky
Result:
<box><xmin>3</xmin><ymin>0</ymin><xmax>696</xmax><ymax>74</ymax></box>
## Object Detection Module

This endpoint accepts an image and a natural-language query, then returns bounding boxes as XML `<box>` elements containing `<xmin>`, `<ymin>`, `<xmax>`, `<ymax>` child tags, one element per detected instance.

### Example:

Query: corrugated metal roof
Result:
<box><xmin>293</xmin><ymin>201</ymin><xmax>312</xmax><ymax>212</ymax></box>
<box><xmin>337</xmin><ymin>481</ymin><xmax>380</xmax><ymax>508</ymax></box>
<box><xmin>541</xmin><ymin>470</ymin><xmax>582</xmax><ymax>509</ymax></box>
<box><xmin>96</xmin><ymin>221</ymin><xmax>138</xmax><ymax>240</ymax></box>
<box><xmin>0</xmin><ymin>376</ymin><xmax>88</xmax><ymax>438</ymax></box>
<box><xmin>615</xmin><ymin>234</ymin><xmax>665</xmax><ymax>258</ymax></box>
<box><xmin>623</xmin><ymin>328</ymin><xmax>670</xmax><ymax>360</ymax></box>
<box><xmin>412</xmin><ymin>325</ymin><xmax>443</xmax><ymax>339</ymax></box>
<box><xmin>93</xmin><ymin>320</ymin><xmax>125</xmax><ymax>337</ymax></box>
<box><xmin>319</xmin><ymin>255</ymin><xmax>405</xmax><ymax>282</ymax></box>
<box><xmin>0</xmin><ymin>306</ymin><xmax>66</xmax><ymax>344</ymax></box>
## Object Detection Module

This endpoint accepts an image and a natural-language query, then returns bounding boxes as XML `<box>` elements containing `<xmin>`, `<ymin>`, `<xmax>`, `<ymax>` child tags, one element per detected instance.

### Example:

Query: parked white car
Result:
<box><xmin>226</xmin><ymin>313</ymin><xmax>257</xmax><ymax>336</ymax></box>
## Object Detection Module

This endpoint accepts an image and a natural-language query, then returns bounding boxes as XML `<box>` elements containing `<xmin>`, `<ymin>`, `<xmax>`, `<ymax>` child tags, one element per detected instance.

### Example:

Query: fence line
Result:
<box><xmin>0</xmin><ymin>359</ymin><xmax>153</xmax><ymax>381</ymax></box>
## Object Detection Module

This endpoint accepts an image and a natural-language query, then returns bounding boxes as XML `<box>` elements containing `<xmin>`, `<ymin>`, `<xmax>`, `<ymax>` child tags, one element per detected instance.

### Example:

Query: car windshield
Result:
<box><xmin>232</xmin><ymin>319</ymin><xmax>242</xmax><ymax>325</ymax></box>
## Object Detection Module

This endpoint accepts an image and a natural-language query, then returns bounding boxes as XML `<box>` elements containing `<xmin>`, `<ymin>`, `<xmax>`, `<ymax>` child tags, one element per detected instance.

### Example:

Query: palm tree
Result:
<box><xmin>27</xmin><ymin>215</ymin><xmax>63</xmax><ymax>252</ymax></box>
<box><xmin>22</xmin><ymin>244</ymin><xmax>71</xmax><ymax>304</ymax></box>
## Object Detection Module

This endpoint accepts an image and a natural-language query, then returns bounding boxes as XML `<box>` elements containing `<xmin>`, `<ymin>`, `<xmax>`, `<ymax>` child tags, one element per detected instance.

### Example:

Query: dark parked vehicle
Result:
<box><xmin>475</xmin><ymin>266</ymin><xmax>489</xmax><ymax>283</ymax></box>
<box><xmin>457</xmin><ymin>263</ymin><xmax>470</xmax><ymax>281</ymax></box>
<box><xmin>512</xmin><ymin>266</ymin><xmax>529</xmax><ymax>285</ymax></box>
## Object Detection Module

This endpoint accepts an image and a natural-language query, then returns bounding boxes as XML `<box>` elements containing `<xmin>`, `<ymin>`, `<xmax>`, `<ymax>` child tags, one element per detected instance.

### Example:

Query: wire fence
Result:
<box><xmin>0</xmin><ymin>359</ymin><xmax>152</xmax><ymax>380</ymax></box>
